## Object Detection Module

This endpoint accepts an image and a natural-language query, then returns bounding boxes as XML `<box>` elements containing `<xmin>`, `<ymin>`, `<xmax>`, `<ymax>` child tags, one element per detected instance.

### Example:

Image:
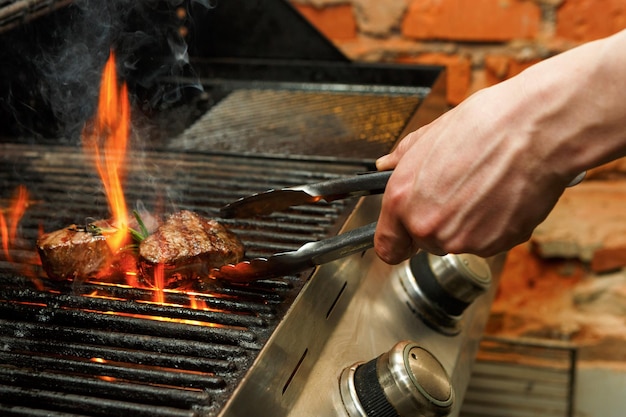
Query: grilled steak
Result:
<box><xmin>139</xmin><ymin>210</ymin><xmax>244</xmax><ymax>286</ymax></box>
<box><xmin>37</xmin><ymin>220</ymin><xmax>115</xmax><ymax>281</ymax></box>
<box><xmin>37</xmin><ymin>210</ymin><xmax>243</xmax><ymax>286</ymax></box>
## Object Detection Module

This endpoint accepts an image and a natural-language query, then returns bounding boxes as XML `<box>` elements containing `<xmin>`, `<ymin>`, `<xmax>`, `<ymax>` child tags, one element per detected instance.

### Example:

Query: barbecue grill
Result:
<box><xmin>0</xmin><ymin>1</ymin><xmax>504</xmax><ymax>417</ymax></box>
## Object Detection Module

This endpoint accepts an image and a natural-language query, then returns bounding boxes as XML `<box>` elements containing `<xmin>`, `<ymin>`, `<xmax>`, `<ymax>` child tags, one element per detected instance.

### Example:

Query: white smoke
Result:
<box><xmin>13</xmin><ymin>0</ymin><xmax>211</xmax><ymax>141</ymax></box>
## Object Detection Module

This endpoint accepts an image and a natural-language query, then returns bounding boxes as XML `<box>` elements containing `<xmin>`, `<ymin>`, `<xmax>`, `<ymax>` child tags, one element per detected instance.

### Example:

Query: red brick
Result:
<box><xmin>489</xmin><ymin>244</ymin><xmax>585</xmax><ymax>326</ymax></box>
<box><xmin>531</xmin><ymin>180</ymin><xmax>626</xmax><ymax>263</ymax></box>
<box><xmin>397</xmin><ymin>53</ymin><xmax>471</xmax><ymax>105</ymax></box>
<box><xmin>484</xmin><ymin>55</ymin><xmax>540</xmax><ymax>85</ymax></box>
<box><xmin>293</xmin><ymin>4</ymin><xmax>357</xmax><ymax>41</ymax></box>
<box><xmin>591</xmin><ymin>247</ymin><xmax>626</xmax><ymax>273</ymax></box>
<box><xmin>402</xmin><ymin>0</ymin><xmax>541</xmax><ymax>42</ymax></box>
<box><xmin>556</xmin><ymin>0</ymin><xmax>626</xmax><ymax>42</ymax></box>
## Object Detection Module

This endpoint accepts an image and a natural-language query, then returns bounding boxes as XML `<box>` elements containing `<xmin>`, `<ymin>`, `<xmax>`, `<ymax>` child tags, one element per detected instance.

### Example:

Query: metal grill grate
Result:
<box><xmin>460</xmin><ymin>336</ymin><xmax>577</xmax><ymax>417</ymax></box>
<box><xmin>0</xmin><ymin>0</ymin><xmax>73</xmax><ymax>34</ymax></box>
<box><xmin>169</xmin><ymin>88</ymin><xmax>421</xmax><ymax>159</ymax></box>
<box><xmin>0</xmin><ymin>143</ymin><xmax>371</xmax><ymax>416</ymax></box>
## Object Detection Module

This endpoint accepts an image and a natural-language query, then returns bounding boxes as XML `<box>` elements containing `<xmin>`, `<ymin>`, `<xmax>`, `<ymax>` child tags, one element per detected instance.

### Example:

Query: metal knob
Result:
<box><xmin>399</xmin><ymin>252</ymin><xmax>492</xmax><ymax>334</ymax></box>
<box><xmin>340</xmin><ymin>341</ymin><xmax>453</xmax><ymax>417</ymax></box>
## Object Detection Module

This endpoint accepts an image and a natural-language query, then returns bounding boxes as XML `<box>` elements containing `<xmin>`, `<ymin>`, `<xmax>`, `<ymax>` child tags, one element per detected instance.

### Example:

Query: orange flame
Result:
<box><xmin>189</xmin><ymin>294</ymin><xmax>208</xmax><ymax>310</ymax></box>
<box><xmin>0</xmin><ymin>213</ymin><xmax>8</xmax><ymax>262</ymax></box>
<box><xmin>73</xmin><ymin>51</ymin><xmax>215</xmax><ymax>313</ymax></box>
<box><xmin>1</xmin><ymin>185</ymin><xmax>30</xmax><ymax>262</ymax></box>
<box><xmin>153</xmin><ymin>263</ymin><xmax>165</xmax><ymax>304</ymax></box>
<box><xmin>82</xmin><ymin>50</ymin><xmax>130</xmax><ymax>253</ymax></box>
<box><xmin>9</xmin><ymin>185</ymin><xmax>29</xmax><ymax>243</ymax></box>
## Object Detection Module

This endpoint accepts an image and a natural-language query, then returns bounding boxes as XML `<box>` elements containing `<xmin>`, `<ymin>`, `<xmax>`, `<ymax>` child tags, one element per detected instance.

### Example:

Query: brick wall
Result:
<box><xmin>291</xmin><ymin>0</ymin><xmax>626</xmax><ymax>105</ymax></box>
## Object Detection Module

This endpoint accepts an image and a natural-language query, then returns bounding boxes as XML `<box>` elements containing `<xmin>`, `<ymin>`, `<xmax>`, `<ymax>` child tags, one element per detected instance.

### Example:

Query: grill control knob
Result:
<box><xmin>399</xmin><ymin>251</ymin><xmax>492</xmax><ymax>334</ymax></box>
<box><xmin>339</xmin><ymin>341</ymin><xmax>453</xmax><ymax>417</ymax></box>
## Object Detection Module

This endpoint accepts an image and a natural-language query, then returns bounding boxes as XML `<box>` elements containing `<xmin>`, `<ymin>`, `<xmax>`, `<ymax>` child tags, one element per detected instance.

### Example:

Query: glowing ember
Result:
<box><xmin>82</xmin><ymin>50</ymin><xmax>130</xmax><ymax>253</ymax></box>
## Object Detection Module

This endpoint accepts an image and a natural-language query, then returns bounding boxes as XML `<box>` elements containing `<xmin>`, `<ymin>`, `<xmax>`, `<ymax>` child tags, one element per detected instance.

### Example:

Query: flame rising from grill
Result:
<box><xmin>1</xmin><ymin>51</ymin><xmax>224</xmax><ymax>317</ymax></box>
<box><xmin>0</xmin><ymin>185</ymin><xmax>43</xmax><ymax>289</ymax></box>
<box><xmin>0</xmin><ymin>185</ymin><xmax>30</xmax><ymax>262</ymax></box>
<box><xmin>77</xmin><ymin>51</ymin><xmax>215</xmax><ymax>310</ymax></box>
<box><xmin>82</xmin><ymin>50</ymin><xmax>130</xmax><ymax>253</ymax></box>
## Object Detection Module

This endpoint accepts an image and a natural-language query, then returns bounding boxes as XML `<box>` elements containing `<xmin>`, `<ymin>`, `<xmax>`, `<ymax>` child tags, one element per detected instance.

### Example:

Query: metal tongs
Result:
<box><xmin>211</xmin><ymin>171</ymin><xmax>392</xmax><ymax>283</ymax></box>
<box><xmin>211</xmin><ymin>169</ymin><xmax>588</xmax><ymax>283</ymax></box>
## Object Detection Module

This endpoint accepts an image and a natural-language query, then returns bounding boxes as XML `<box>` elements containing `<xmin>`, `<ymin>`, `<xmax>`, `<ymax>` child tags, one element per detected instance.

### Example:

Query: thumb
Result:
<box><xmin>376</xmin><ymin>129</ymin><xmax>422</xmax><ymax>171</ymax></box>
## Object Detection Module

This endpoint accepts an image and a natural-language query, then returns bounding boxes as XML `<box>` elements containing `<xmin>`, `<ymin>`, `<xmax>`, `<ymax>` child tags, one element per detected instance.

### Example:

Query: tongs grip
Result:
<box><xmin>298</xmin><ymin>170</ymin><xmax>392</xmax><ymax>202</ymax></box>
<box><xmin>300</xmin><ymin>221</ymin><xmax>376</xmax><ymax>266</ymax></box>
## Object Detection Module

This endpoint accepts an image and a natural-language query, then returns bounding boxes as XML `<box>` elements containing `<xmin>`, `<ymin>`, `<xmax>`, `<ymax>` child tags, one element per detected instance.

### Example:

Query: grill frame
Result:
<box><xmin>0</xmin><ymin>0</ymin><xmax>73</xmax><ymax>35</ymax></box>
<box><xmin>461</xmin><ymin>336</ymin><xmax>577</xmax><ymax>417</ymax></box>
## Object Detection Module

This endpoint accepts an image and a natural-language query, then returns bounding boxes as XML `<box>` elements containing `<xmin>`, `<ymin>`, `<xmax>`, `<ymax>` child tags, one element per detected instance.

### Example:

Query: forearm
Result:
<box><xmin>515</xmin><ymin>29</ymin><xmax>626</xmax><ymax>178</ymax></box>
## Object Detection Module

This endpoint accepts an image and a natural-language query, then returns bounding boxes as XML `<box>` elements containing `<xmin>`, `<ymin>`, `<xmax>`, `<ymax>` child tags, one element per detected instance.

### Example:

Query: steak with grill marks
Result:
<box><xmin>139</xmin><ymin>210</ymin><xmax>245</xmax><ymax>286</ymax></box>
<box><xmin>37</xmin><ymin>210</ymin><xmax>244</xmax><ymax>285</ymax></box>
<box><xmin>37</xmin><ymin>219</ymin><xmax>116</xmax><ymax>281</ymax></box>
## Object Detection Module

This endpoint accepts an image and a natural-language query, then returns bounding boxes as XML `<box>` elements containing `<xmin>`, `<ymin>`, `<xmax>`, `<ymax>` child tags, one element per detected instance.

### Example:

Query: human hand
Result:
<box><xmin>374</xmin><ymin>29</ymin><xmax>626</xmax><ymax>265</ymax></box>
<box><xmin>374</xmin><ymin>81</ymin><xmax>572</xmax><ymax>264</ymax></box>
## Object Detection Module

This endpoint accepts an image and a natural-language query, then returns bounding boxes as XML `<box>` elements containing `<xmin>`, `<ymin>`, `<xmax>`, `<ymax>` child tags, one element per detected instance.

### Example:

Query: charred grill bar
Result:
<box><xmin>0</xmin><ymin>0</ymin><xmax>73</xmax><ymax>35</ymax></box>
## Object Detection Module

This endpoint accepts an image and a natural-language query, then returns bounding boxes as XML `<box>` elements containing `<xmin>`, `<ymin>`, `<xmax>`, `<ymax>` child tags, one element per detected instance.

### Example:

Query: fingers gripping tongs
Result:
<box><xmin>211</xmin><ymin>171</ymin><xmax>392</xmax><ymax>283</ymax></box>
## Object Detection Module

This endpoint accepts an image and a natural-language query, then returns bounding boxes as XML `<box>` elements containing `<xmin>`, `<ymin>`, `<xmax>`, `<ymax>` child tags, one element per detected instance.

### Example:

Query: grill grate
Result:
<box><xmin>0</xmin><ymin>0</ymin><xmax>73</xmax><ymax>34</ymax></box>
<box><xmin>169</xmin><ymin>88</ymin><xmax>421</xmax><ymax>159</ymax></box>
<box><xmin>0</xmin><ymin>143</ymin><xmax>370</xmax><ymax>416</ymax></box>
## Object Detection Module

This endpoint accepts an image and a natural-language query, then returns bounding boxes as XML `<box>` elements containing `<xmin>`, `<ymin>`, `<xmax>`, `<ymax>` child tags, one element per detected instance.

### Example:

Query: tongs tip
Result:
<box><xmin>220</xmin><ymin>189</ymin><xmax>319</xmax><ymax>219</ymax></box>
<box><xmin>209</xmin><ymin>259</ymin><xmax>273</xmax><ymax>283</ymax></box>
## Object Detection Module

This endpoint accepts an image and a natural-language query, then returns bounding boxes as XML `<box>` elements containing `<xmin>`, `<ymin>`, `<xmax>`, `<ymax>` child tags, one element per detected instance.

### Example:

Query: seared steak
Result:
<box><xmin>37</xmin><ymin>210</ymin><xmax>243</xmax><ymax>286</ymax></box>
<box><xmin>139</xmin><ymin>210</ymin><xmax>244</xmax><ymax>286</ymax></box>
<box><xmin>37</xmin><ymin>220</ymin><xmax>114</xmax><ymax>281</ymax></box>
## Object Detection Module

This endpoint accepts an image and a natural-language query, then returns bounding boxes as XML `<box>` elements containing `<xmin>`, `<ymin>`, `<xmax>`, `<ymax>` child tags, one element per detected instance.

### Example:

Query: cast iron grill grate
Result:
<box><xmin>0</xmin><ymin>143</ymin><xmax>371</xmax><ymax>416</ymax></box>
